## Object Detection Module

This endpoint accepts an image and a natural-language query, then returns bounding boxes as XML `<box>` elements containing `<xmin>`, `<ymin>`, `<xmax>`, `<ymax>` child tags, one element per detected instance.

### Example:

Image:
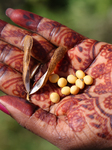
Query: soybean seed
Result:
<box><xmin>49</xmin><ymin>73</ymin><xmax>59</xmax><ymax>83</ymax></box>
<box><xmin>70</xmin><ymin>85</ymin><xmax>80</xmax><ymax>95</ymax></box>
<box><xmin>57</xmin><ymin>77</ymin><xmax>67</xmax><ymax>87</ymax></box>
<box><xmin>67</xmin><ymin>74</ymin><xmax>77</xmax><ymax>84</ymax></box>
<box><xmin>50</xmin><ymin>92</ymin><xmax>60</xmax><ymax>103</ymax></box>
<box><xmin>76</xmin><ymin>70</ymin><xmax>85</xmax><ymax>79</ymax></box>
<box><xmin>61</xmin><ymin>86</ymin><xmax>70</xmax><ymax>95</ymax></box>
<box><xmin>76</xmin><ymin>79</ymin><xmax>85</xmax><ymax>89</ymax></box>
<box><xmin>84</xmin><ymin>75</ymin><xmax>93</xmax><ymax>85</ymax></box>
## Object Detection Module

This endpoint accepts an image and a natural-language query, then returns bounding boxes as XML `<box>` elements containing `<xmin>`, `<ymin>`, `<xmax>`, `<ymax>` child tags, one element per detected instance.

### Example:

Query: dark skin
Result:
<box><xmin>0</xmin><ymin>8</ymin><xmax>112</xmax><ymax>150</ymax></box>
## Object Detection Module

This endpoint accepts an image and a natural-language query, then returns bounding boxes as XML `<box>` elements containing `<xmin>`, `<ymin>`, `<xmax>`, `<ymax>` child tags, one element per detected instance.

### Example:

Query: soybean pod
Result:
<box><xmin>30</xmin><ymin>46</ymin><xmax>67</xmax><ymax>95</ymax></box>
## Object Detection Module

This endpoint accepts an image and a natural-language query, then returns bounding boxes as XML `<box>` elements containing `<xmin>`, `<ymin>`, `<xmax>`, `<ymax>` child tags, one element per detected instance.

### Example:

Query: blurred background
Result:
<box><xmin>0</xmin><ymin>0</ymin><xmax>112</xmax><ymax>149</ymax></box>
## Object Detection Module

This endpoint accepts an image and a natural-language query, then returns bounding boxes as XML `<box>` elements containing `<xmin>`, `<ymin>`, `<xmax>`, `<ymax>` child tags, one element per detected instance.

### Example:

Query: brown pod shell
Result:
<box><xmin>23</xmin><ymin>35</ymin><xmax>33</xmax><ymax>98</ymax></box>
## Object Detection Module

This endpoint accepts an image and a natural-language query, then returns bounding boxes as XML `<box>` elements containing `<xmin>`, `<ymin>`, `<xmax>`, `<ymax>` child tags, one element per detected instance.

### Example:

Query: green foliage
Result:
<box><xmin>0</xmin><ymin>0</ymin><xmax>112</xmax><ymax>149</ymax></box>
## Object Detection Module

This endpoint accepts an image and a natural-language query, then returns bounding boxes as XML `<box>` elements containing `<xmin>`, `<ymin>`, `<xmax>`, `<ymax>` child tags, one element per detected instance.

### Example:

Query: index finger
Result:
<box><xmin>6</xmin><ymin>8</ymin><xmax>87</xmax><ymax>49</ymax></box>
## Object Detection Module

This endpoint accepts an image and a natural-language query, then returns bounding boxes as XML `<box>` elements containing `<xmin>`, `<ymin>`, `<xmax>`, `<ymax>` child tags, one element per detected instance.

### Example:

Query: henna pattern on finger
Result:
<box><xmin>90</xmin><ymin>43</ymin><xmax>112</xmax><ymax>95</ymax></box>
<box><xmin>12</xmin><ymin>83</ymin><xmax>26</xmax><ymax>98</ymax></box>
<box><xmin>0</xmin><ymin>63</ymin><xmax>26</xmax><ymax>98</ymax></box>
<box><xmin>2</xmin><ymin>77</ymin><xmax>22</xmax><ymax>89</ymax></box>
<box><xmin>6</xmin><ymin>54</ymin><xmax>23</xmax><ymax>73</ymax></box>
<box><xmin>2</xmin><ymin>77</ymin><xmax>26</xmax><ymax>98</ymax></box>
<box><xmin>37</xmin><ymin>19</ymin><xmax>86</xmax><ymax>48</ymax></box>
<box><xmin>0</xmin><ymin>41</ymin><xmax>23</xmax><ymax>73</ymax></box>
<box><xmin>67</xmin><ymin>39</ymin><xmax>103</xmax><ymax>71</ymax></box>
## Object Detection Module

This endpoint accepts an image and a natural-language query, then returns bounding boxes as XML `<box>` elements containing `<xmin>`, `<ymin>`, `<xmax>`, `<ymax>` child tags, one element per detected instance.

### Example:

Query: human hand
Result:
<box><xmin>0</xmin><ymin>8</ymin><xmax>112</xmax><ymax>150</ymax></box>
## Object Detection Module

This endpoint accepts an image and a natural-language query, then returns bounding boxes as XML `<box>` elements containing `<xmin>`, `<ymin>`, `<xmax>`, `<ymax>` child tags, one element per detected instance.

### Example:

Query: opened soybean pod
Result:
<box><xmin>30</xmin><ymin>46</ymin><xmax>67</xmax><ymax>95</ymax></box>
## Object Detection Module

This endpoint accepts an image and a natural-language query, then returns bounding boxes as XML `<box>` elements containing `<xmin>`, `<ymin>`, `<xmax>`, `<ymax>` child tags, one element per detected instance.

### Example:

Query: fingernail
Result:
<box><xmin>0</xmin><ymin>103</ymin><xmax>10</xmax><ymax>115</ymax></box>
<box><xmin>5</xmin><ymin>8</ymin><xmax>14</xmax><ymax>17</ymax></box>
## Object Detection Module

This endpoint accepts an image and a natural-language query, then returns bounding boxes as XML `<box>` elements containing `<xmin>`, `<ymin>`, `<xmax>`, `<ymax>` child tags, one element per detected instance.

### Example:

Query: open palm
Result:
<box><xmin>0</xmin><ymin>8</ymin><xmax>112</xmax><ymax>150</ymax></box>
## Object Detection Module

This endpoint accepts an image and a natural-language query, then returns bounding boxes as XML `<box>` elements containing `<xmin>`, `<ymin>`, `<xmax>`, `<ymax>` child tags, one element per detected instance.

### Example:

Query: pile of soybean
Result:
<box><xmin>49</xmin><ymin>70</ymin><xmax>93</xmax><ymax>103</ymax></box>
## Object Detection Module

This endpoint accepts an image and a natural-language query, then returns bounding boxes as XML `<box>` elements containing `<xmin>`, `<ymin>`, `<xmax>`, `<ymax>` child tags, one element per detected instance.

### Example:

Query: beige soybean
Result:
<box><xmin>61</xmin><ymin>86</ymin><xmax>70</xmax><ymax>95</ymax></box>
<box><xmin>70</xmin><ymin>85</ymin><xmax>80</xmax><ymax>95</ymax></box>
<box><xmin>76</xmin><ymin>79</ymin><xmax>85</xmax><ymax>89</ymax></box>
<box><xmin>67</xmin><ymin>74</ymin><xmax>77</xmax><ymax>84</ymax></box>
<box><xmin>49</xmin><ymin>73</ymin><xmax>59</xmax><ymax>83</ymax></box>
<box><xmin>57</xmin><ymin>77</ymin><xmax>67</xmax><ymax>87</ymax></box>
<box><xmin>84</xmin><ymin>75</ymin><xmax>93</xmax><ymax>85</ymax></box>
<box><xmin>76</xmin><ymin>70</ymin><xmax>85</xmax><ymax>79</ymax></box>
<box><xmin>50</xmin><ymin>92</ymin><xmax>60</xmax><ymax>103</ymax></box>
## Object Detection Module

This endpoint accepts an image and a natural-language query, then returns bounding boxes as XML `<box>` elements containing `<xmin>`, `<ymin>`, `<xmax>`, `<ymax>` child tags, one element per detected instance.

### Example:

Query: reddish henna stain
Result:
<box><xmin>63</xmin><ymin>31</ymin><xmax>82</xmax><ymax>48</ymax></box>
<box><xmin>37</xmin><ymin>20</ymin><xmax>63</xmax><ymax>34</ymax></box>
<box><xmin>90</xmin><ymin>123</ymin><xmax>101</xmax><ymax>129</ymax></box>
<box><xmin>0</xmin><ymin>44</ymin><xmax>11</xmax><ymax>62</ymax></box>
<box><xmin>2</xmin><ymin>77</ymin><xmax>22</xmax><ymax>89</ymax></box>
<box><xmin>101</xmin><ymin>44</ymin><xmax>112</xmax><ymax>59</ymax></box>
<box><xmin>69</xmin><ymin>39</ymin><xmax>99</xmax><ymax>71</ymax></box>
<box><xmin>31</xmin><ymin>83</ymin><xmax>57</xmax><ymax>109</ymax></box>
<box><xmin>38</xmin><ymin>40</ymin><xmax>55</xmax><ymax>53</ymax></box>
<box><xmin>0</xmin><ymin>63</ymin><xmax>8</xmax><ymax>79</ymax></box>
<box><xmin>95</xmin><ymin>84</ymin><xmax>108</xmax><ymax>94</ymax></box>
<box><xmin>78</xmin><ymin>46</ymin><xmax>83</xmax><ymax>52</ymax></box>
<box><xmin>87</xmin><ymin>114</ymin><xmax>94</xmax><ymax>119</ymax></box>
<box><xmin>92</xmin><ymin>48</ymin><xmax>112</xmax><ymax>94</ymax></box>
<box><xmin>86</xmin><ymin>106</ymin><xmax>112</xmax><ymax>139</ymax></box>
<box><xmin>0</xmin><ymin>42</ymin><xmax>24</xmax><ymax>73</ymax></box>
<box><xmin>75</xmin><ymin>55</ymin><xmax>82</xmax><ymax>63</ymax></box>
<box><xmin>103</xmin><ymin>95</ymin><xmax>112</xmax><ymax>110</ymax></box>
<box><xmin>31</xmin><ymin>85</ymin><xmax>50</xmax><ymax>102</ymax></box>
<box><xmin>12</xmin><ymin>84</ymin><xmax>26</xmax><ymax>98</ymax></box>
<box><xmin>97</xmin><ymin>133</ymin><xmax>107</xmax><ymax>138</ymax></box>
<box><xmin>2</xmin><ymin>27</ymin><xmax>30</xmax><ymax>39</ymax></box>
<box><xmin>31</xmin><ymin>39</ymin><xmax>48</xmax><ymax>62</ymax></box>
<box><xmin>0</xmin><ymin>64</ymin><xmax>26</xmax><ymax>98</ymax></box>
<box><xmin>0</xmin><ymin>19</ymin><xmax>7</xmax><ymax>33</ymax></box>
<box><xmin>96</xmin><ymin>98</ymin><xmax>112</xmax><ymax>129</ymax></box>
<box><xmin>82</xmin><ymin>39</ymin><xmax>97</xmax><ymax>69</ymax></box>
<box><xmin>35</xmin><ymin>108</ymin><xmax>56</xmax><ymax>126</ymax></box>
<box><xmin>53</xmin><ymin>27</ymin><xmax>86</xmax><ymax>49</ymax></box>
<box><xmin>6</xmin><ymin>54</ymin><xmax>23</xmax><ymax>72</ymax></box>
<box><xmin>91</xmin><ymin>63</ymin><xmax>105</xmax><ymax>78</ymax></box>
<box><xmin>91</xmin><ymin>41</ymin><xmax>100</xmax><ymax>59</ymax></box>
<box><xmin>67</xmin><ymin>108</ymin><xmax>86</xmax><ymax>132</ymax></box>
<box><xmin>55</xmin><ymin>53</ymin><xmax>71</xmax><ymax>73</ymax></box>
<box><xmin>56</xmin><ymin>97</ymin><xmax>79</xmax><ymax>116</ymax></box>
<box><xmin>0</xmin><ymin>63</ymin><xmax>17</xmax><ymax>79</ymax></box>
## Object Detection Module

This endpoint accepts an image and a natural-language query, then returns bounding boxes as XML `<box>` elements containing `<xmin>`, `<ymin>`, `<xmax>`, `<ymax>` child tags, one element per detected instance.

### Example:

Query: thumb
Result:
<box><xmin>0</xmin><ymin>95</ymin><xmax>68</xmax><ymax>150</ymax></box>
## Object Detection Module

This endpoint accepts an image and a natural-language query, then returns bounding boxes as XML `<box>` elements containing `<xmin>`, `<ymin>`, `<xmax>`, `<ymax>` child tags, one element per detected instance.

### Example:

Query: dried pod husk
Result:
<box><xmin>30</xmin><ymin>46</ymin><xmax>67</xmax><ymax>95</ymax></box>
<box><xmin>23</xmin><ymin>35</ymin><xmax>33</xmax><ymax>99</ymax></box>
<box><xmin>30</xmin><ymin>62</ymin><xmax>41</xmax><ymax>79</ymax></box>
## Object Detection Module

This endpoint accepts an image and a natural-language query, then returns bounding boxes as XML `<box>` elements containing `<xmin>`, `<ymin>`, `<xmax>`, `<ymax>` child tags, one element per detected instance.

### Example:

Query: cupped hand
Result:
<box><xmin>0</xmin><ymin>8</ymin><xmax>112</xmax><ymax>150</ymax></box>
